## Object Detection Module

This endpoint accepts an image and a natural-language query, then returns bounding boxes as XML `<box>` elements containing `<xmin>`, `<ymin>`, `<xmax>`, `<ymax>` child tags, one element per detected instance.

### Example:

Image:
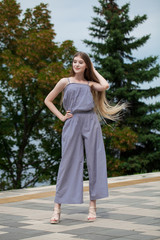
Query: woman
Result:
<box><xmin>44</xmin><ymin>51</ymin><xmax>125</xmax><ymax>224</ymax></box>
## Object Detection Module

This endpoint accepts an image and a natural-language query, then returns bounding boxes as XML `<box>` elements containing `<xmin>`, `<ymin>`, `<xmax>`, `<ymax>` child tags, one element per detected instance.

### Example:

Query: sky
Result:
<box><xmin>19</xmin><ymin>0</ymin><xmax>160</xmax><ymax>102</ymax></box>
<box><xmin>19</xmin><ymin>0</ymin><xmax>160</xmax><ymax>58</ymax></box>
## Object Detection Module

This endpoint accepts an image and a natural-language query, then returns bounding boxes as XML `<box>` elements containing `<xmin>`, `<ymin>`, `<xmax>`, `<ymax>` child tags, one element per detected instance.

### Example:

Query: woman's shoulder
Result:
<box><xmin>57</xmin><ymin>78</ymin><xmax>69</xmax><ymax>89</ymax></box>
<box><xmin>88</xmin><ymin>80</ymin><xmax>95</xmax><ymax>87</ymax></box>
<box><xmin>58</xmin><ymin>78</ymin><xmax>68</xmax><ymax>84</ymax></box>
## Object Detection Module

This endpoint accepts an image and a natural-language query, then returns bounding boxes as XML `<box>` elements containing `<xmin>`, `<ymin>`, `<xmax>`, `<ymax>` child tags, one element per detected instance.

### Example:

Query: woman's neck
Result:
<box><xmin>73</xmin><ymin>73</ymin><xmax>85</xmax><ymax>81</ymax></box>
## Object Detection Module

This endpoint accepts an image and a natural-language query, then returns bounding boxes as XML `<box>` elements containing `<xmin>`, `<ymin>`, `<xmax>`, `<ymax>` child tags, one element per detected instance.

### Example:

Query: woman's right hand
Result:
<box><xmin>61</xmin><ymin>110</ymin><xmax>73</xmax><ymax>122</ymax></box>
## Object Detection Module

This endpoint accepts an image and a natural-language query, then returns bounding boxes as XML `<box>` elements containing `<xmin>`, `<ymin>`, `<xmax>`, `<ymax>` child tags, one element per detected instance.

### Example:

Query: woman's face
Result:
<box><xmin>72</xmin><ymin>56</ymin><xmax>87</xmax><ymax>74</ymax></box>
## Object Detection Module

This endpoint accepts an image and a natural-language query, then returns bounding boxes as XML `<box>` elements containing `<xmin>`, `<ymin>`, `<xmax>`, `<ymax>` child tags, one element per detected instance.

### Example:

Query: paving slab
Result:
<box><xmin>0</xmin><ymin>172</ymin><xmax>160</xmax><ymax>240</ymax></box>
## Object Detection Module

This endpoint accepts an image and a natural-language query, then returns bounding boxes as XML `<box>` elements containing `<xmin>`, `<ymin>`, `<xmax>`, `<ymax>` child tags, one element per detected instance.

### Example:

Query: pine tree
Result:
<box><xmin>84</xmin><ymin>0</ymin><xmax>160</xmax><ymax>175</ymax></box>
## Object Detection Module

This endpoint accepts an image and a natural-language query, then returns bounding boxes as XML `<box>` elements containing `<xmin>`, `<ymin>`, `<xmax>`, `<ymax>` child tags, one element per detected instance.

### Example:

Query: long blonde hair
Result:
<box><xmin>69</xmin><ymin>52</ymin><xmax>126</xmax><ymax>122</ymax></box>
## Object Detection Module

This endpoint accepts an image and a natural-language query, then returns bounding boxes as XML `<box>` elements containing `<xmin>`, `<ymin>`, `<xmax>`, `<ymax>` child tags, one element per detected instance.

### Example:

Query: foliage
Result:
<box><xmin>0</xmin><ymin>0</ymin><xmax>76</xmax><ymax>190</ymax></box>
<box><xmin>84</xmin><ymin>0</ymin><xmax>160</xmax><ymax>175</ymax></box>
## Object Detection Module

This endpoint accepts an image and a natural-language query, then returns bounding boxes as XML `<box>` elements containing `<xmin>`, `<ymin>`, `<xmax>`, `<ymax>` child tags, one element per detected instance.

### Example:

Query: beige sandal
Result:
<box><xmin>88</xmin><ymin>207</ymin><xmax>96</xmax><ymax>222</ymax></box>
<box><xmin>50</xmin><ymin>208</ymin><xmax>61</xmax><ymax>224</ymax></box>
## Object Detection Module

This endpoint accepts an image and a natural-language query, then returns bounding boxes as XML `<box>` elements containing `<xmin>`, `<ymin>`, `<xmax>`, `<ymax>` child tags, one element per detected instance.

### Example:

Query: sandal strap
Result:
<box><xmin>88</xmin><ymin>207</ymin><xmax>96</xmax><ymax>218</ymax></box>
<box><xmin>53</xmin><ymin>208</ymin><xmax>61</xmax><ymax>214</ymax></box>
<box><xmin>51</xmin><ymin>208</ymin><xmax>61</xmax><ymax>221</ymax></box>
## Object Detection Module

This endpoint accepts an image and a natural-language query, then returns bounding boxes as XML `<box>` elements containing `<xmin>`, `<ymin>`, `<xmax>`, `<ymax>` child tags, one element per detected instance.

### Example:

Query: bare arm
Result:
<box><xmin>44</xmin><ymin>78</ymin><xmax>73</xmax><ymax>122</ymax></box>
<box><xmin>90</xmin><ymin>66</ymin><xmax>110</xmax><ymax>91</ymax></box>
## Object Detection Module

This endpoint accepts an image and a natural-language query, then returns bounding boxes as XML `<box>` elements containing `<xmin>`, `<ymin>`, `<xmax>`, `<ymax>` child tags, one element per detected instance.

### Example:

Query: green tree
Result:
<box><xmin>84</xmin><ymin>0</ymin><xmax>160</xmax><ymax>176</ymax></box>
<box><xmin>0</xmin><ymin>0</ymin><xmax>76</xmax><ymax>190</ymax></box>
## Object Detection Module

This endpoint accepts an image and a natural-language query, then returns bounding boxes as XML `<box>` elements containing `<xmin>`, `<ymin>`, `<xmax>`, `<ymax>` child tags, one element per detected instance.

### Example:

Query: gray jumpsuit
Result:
<box><xmin>54</xmin><ymin>79</ymin><xmax>108</xmax><ymax>204</ymax></box>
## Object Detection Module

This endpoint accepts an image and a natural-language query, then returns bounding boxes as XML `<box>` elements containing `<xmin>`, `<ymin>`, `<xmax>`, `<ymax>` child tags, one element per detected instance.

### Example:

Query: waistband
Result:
<box><xmin>72</xmin><ymin>109</ymin><xmax>94</xmax><ymax>114</ymax></box>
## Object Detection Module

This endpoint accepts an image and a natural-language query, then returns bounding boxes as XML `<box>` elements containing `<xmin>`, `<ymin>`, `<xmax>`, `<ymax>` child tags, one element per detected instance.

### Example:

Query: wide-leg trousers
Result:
<box><xmin>54</xmin><ymin>111</ymin><xmax>108</xmax><ymax>204</ymax></box>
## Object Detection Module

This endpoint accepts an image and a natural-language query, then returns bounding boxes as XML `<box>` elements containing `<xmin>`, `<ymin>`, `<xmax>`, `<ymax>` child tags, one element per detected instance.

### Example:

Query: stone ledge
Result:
<box><xmin>0</xmin><ymin>172</ymin><xmax>159</xmax><ymax>204</ymax></box>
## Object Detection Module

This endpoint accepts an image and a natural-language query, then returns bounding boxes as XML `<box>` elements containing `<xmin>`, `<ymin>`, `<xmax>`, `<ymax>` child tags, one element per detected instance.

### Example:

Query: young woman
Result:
<box><xmin>44</xmin><ymin>51</ymin><xmax>125</xmax><ymax>224</ymax></box>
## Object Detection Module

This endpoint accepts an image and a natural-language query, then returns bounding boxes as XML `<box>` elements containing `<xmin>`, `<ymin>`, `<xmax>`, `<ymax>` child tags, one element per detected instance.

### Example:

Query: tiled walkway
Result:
<box><xmin>0</xmin><ymin>172</ymin><xmax>160</xmax><ymax>240</ymax></box>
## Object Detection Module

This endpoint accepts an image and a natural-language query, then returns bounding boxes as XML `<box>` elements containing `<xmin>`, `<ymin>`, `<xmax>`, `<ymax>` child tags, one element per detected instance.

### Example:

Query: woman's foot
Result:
<box><xmin>50</xmin><ymin>207</ymin><xmax>61</xmax><ymax>224</ymax></box>
<box><xmin>88</xmin><ymin>206</ymin><xmax>96</xmax><ymax>222</ymax></box>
